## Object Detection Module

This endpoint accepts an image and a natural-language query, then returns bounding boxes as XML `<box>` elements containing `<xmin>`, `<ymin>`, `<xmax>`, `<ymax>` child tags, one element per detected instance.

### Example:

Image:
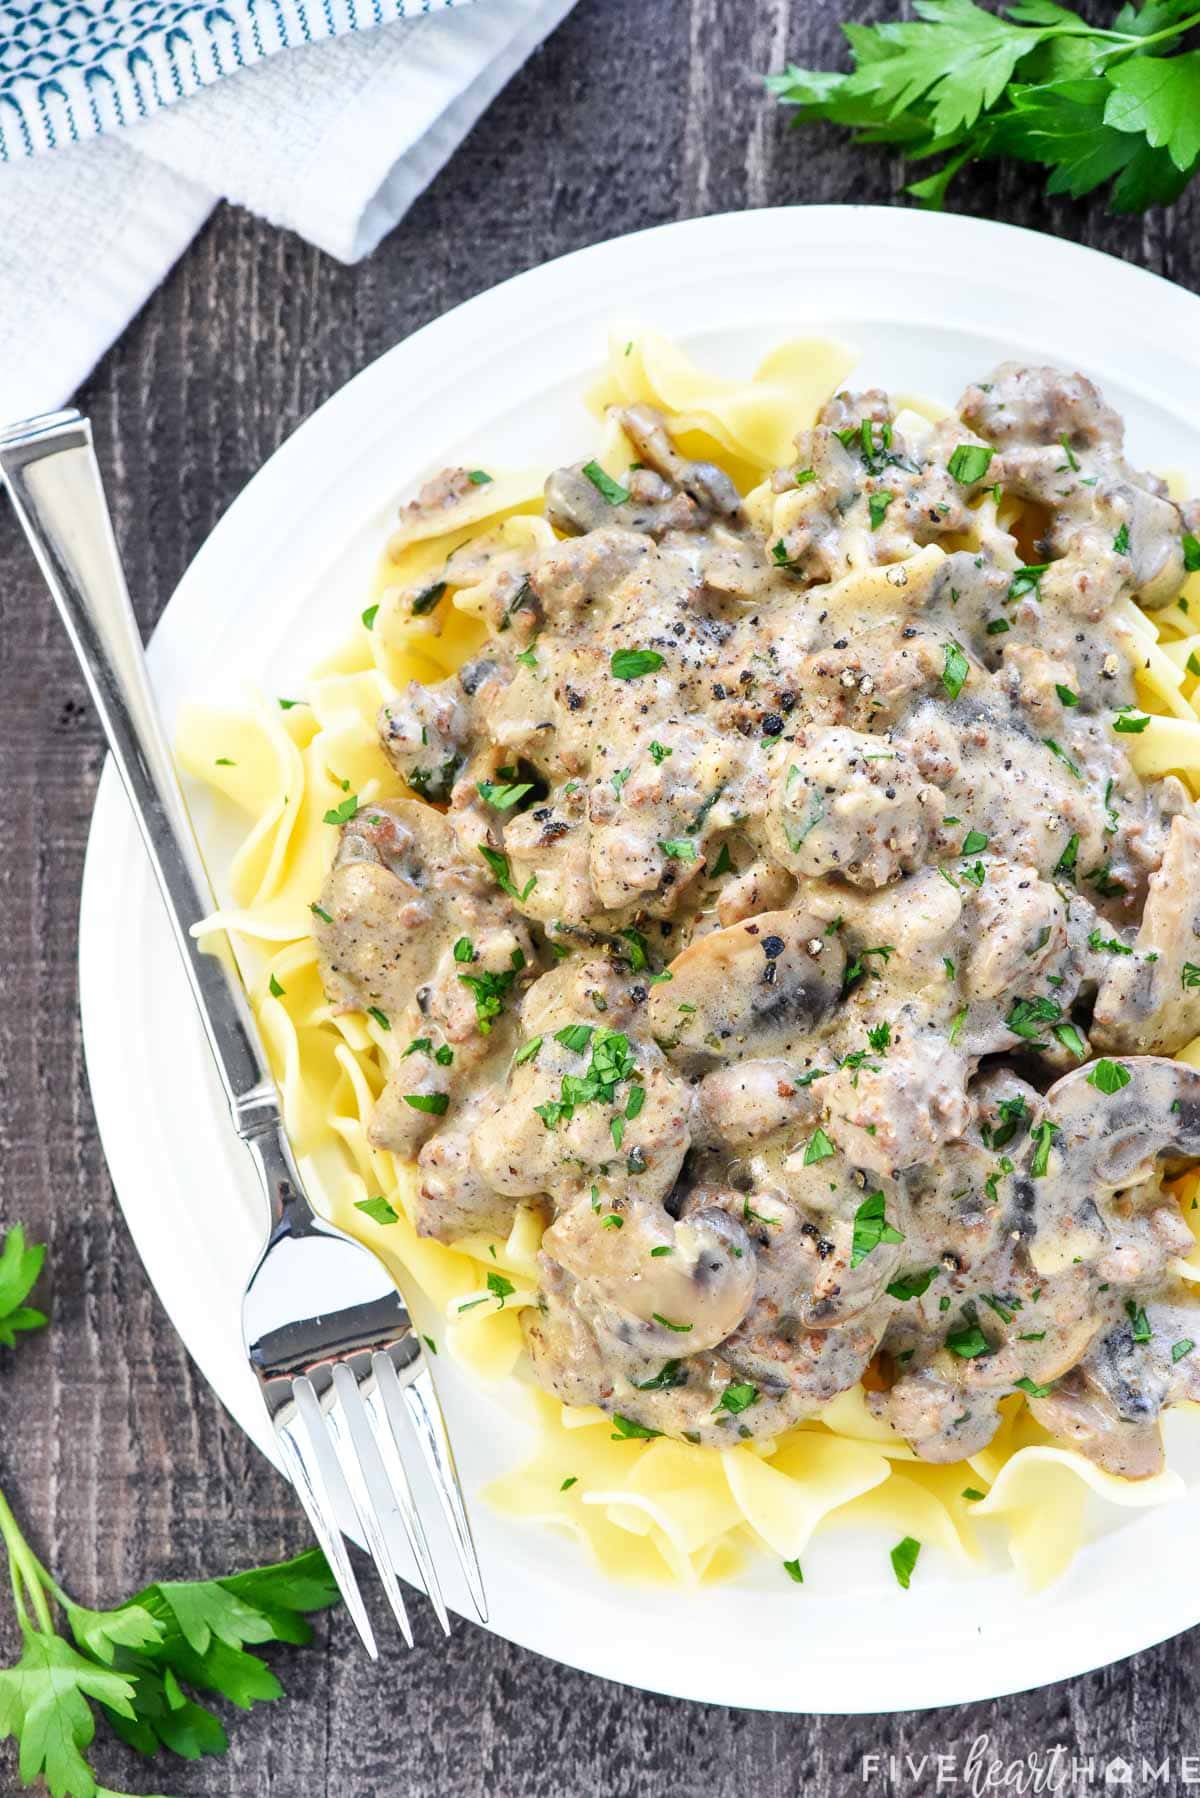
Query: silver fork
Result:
<box><xmin>0</xmin><ymin>408</ymin><xmax>487</xmax><ymax>1656</ymax></box>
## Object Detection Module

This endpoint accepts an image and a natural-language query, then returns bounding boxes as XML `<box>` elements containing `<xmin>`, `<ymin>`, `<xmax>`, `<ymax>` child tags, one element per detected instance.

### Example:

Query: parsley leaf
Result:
<box><xmin>583</xmin><ymin>461</ymin><xmax>631</xmax><ymax>506</ymax></box>
<box><xmin>0</xmin><ymin>1226</ymin><xmax>47</xmax><ymax>1350</ymax></box>
<box><xmin>850</xmin><ymin>1190</ymin><xmax>905</xmax><ymax>1269</ymax></box>
<box><xmin>611</xmin><ymin>648</ymin><xmax>665</xmax><ymax>680</ymax></box>
<box><xmin>942</xmin><ymin>639</ymin><xmax>970</xmax><ymax>700</ymax></box>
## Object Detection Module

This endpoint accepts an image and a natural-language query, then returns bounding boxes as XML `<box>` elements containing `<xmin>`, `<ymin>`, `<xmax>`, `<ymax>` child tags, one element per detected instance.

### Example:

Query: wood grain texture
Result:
<box><xmin>2</xmin><ymin>0</ymin><xmax>1200</xmax><ymax>1790</ymax></box>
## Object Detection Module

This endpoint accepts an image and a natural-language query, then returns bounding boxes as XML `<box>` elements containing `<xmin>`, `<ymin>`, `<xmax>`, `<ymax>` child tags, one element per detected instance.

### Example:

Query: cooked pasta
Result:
<box><xmin>180</xmin><ymin>331</ymin><xmax>1200</xmax><ymax>1592</ymax></box>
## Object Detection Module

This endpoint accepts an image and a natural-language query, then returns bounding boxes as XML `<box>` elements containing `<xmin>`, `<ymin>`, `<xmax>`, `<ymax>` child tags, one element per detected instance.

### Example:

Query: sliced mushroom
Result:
<box><xmin>1040</xmin><ymin>1056</ymin><xmax>1200</xmax><ymax>1191</ymax></box>
<box><xmin>1092</xmin><ymin>814</ymin><xmax>1200</xmax><ymax>1054</ymax></box>
<box><xmin>617</xmin><ymin>404</ymin><xmax>743</xmax><ymax>521</ymax></box>
<box><xmin>541</xmin><ymin>1187</ymin><xmax>755</xmax><ymax>1354</ymax></box>
<box><xmin>1023</xmin><ymin>1057</ymin><xmax>1200</xmax><ymax>1277</ymax></box>
<box><xmin>647</xmin><ymin>908</ymin><xmax>845</xmax><ymax>1068</ymax></box>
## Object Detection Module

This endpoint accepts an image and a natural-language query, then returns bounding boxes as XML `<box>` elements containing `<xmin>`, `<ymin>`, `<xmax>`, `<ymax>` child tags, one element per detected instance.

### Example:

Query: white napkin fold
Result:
<box><xmin>0</xmin><ymin>0</ymin><xmax>575</xmax><ymax>422</ymax></box>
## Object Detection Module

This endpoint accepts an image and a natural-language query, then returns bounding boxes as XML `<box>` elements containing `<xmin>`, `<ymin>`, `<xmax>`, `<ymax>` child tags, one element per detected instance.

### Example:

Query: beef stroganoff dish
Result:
<box><xmin>181</xmin><ymin>335</ymin><xmax>1200</xmax><ymax>1591</ymax></box>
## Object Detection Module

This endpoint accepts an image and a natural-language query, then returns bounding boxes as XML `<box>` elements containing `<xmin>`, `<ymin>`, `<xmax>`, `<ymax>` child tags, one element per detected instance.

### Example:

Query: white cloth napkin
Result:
<box><xmin>0</xmin><ymin>0</ymin><xmax>575</xmax><ymax>421</ymax></box>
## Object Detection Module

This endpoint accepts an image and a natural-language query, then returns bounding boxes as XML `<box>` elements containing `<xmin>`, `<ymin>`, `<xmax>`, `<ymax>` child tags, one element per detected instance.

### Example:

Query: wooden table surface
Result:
<box><xmin>4</xmin><ymin>1</ymin><xmax>1200</xmax><ymax>1792</ymax></box>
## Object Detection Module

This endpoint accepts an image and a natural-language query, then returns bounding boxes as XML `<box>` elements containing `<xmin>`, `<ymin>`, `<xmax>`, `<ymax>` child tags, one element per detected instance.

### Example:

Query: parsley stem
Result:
<box><xmin>0</xmin><ymin>1483</ymin><xmax>55</xmax><ymax>1633</ymax></box>
<box><xmin>1091</xmin><ymin>12</ymin><xmax>1200</xmax><ymax>53</ymax></box>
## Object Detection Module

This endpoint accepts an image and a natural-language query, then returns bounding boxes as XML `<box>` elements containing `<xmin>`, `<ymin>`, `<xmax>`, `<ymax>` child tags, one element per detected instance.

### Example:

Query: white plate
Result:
<box><xmin>79</xmin><ymin>207</ymin><xmax>1200</xmax><ymax>1713</ymax></box>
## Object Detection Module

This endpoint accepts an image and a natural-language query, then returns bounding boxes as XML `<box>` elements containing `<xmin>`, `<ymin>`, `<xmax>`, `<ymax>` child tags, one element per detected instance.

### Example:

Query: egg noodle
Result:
<box><xmin>179</xmin><ymin>332</ymin><xmax>1200</xmax><ymax>1592</ymax></box>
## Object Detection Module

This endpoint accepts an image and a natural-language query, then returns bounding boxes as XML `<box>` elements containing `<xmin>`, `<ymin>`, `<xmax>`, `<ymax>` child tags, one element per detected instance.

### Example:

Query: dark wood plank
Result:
<box><xmin>3</xmin><ymin>0</ymin><xmax>1200</xmax><ymax>1790</ymax></box>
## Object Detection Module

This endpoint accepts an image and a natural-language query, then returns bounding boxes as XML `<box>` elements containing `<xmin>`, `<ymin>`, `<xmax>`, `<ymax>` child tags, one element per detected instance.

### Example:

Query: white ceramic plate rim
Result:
<box><xmin>78</xmin><ymin>207</ymin><xmax>1200</xmax><ymax>1713</ymax></box>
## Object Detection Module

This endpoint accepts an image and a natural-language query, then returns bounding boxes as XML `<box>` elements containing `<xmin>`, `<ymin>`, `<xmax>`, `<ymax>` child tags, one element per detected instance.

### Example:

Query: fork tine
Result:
<box><xmin>366</xmin><ymin>1353</ymin><xmax>451</xmax><ymax>1636</ymax></box>
<box><xmin>325</xmin><ymin>1365</ymin><xmax>414</xmax><ymax>1649</ymax></box>
<box><xmin>391</xmin><ymin>1356</ymin><xmax>489</xmax><ymax>1625</ymax></box>
<box><xmin>274</xmin><ymin>1386</ymin><xmax>378</xmax><ymax>1660</ymax></box>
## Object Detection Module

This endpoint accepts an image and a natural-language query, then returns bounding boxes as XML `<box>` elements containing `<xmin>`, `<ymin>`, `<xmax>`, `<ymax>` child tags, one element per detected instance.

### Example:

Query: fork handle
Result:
<box><xmin>0</xmin><ymin>410</ymin><xmax>279</xmax><ymax>1135</ymax></box>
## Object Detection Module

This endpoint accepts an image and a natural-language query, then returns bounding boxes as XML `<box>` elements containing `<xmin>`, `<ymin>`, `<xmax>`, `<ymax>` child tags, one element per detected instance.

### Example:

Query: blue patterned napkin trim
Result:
<box><xmin>0</xmin><ymin>0</ymin><xmax>462</xmax><ymax>158</ymax></box>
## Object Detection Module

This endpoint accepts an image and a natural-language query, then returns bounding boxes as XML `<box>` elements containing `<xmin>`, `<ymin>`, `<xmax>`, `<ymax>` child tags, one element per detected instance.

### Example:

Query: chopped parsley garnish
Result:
<box><xmin>611</xmin><ymin>767</ymin><xmax>631</xmax><ymax>797</ymax></box>
<box><xmin>555</xmin><ymin>1023</ymin><xmax>595</xmax><ymax>1054</ymax></box>
<box><xmin>1059</xmin><ymin>435</ymin><xmax>1079</xmax><ymax>472</ymax></box>
<box><xmin>467</xmin><ymin>469</ymin><xmax>493</xmax><ymax>485</ymax></box>
<box><xmin>660</xmin><ymin>837</ymin><xmax>700</xmax><ymax>862</ymax></box>
<box><xmin>1008</xmin><ymin>564</ymin><xmax>1048</xmax><ymax>600</ymax></box>
<box><xmin>1182</xmin><ymin>963</ymin><xmax>1200</xmax><ymax>990</ymax></box>
<box><xmin>611</xmin><ymin>647</ymin><xmax>665</xmax><ymax>680</ymax></box>
<box><xmin>1087</xmin><ymin>863</ymin><xmax>1126</xmax><ymax>898</ymax></box>
<box><xmin>309</xmin><ymin>902</ymin><xmax>333</xmax><ymax>924</ymax></box>
<box><xmin>803</xmin><ymin>1127</ymin><xmax>835</xmax><ymax>1166</ymax></box>
<box><xmin>560</xmin><ymin>1475</ymin><xmax>578</xmax><ymax>1491</ymax></box>
<box><xmin>649</xmin><ymin>740</ymin><xmax>672</xmax><ymax>764</ymax></box>
<box><xmin>946</xmin><ymin>1322</ymin><xmax>990</xmax><ymax>1359</ymax></box>
<box><xmin>1125</xmin><ymin>1299</ymin><xmax>1152</xmax><ymax>1343</ymax></box>
<box><xmin>962</xmin><ymin>1487</ymin><xmax>986</xmax><ymax>1503</ymax></box>
<box><xmin>583</xmin><ymin>461</ymin><xmax>630</xmax><ymax>505</ymax></box>
<box><xmin>717</xmin><ymin>1382</ymin><xmax>759</xmax><ymax>1415</ymax></box>
<box><xmin>454</xmin><ymin>936</ymin><xmax>475</xmax><ymax>963</ymax></box>
<box><xmin>1014</xmin><ymin>1377</ymin><xmax>1052</xmax><ymax>1398</ymax></box>
<box><xmin>1088</xmin><ymin>929</ymin><xmax>1132</xmax><ymax>956</ymax></box>
<box><xmin>1112</xmin><ymin>710</ymin><xmax>1150</xmax><ymax>734</ymax></box>
<box><xmin>1030</xmin><ymin>1120</ymin><xmax>1056</xmax><ymax>1177</ymax></box>
<box><xmin>610</xmin><ymin>1415</ymin><xmax>662</xmax><ymax>1441</ymax></box>
<box><xmin>941</xmin><ymin>640</ymin><xmax>969</xmax><ymax>701</ymax></box>
<box><xmin>985</xmin><ymin>618</ymin><xmax>1010</xmax><ymax>635</ymax></box>
<box><xmin>868</xmin><ymin>490</ymin><xmax>895</xmax><ymax>530</ymax></box>
<box><xmin>1184</xmin><ymin>533</ymin><xmax>1200</xmax><ymax>573</ymax></box>
<box><xmin>710</xmin><ymin>843</ymin><xmax>733</xmax><ymax>876</ymax></box>
<box><xmin>268</xmin><ymin>974</ymin><xmax>286</xmax><ymax>997</ymax></box>
<box><xmin>948</xmin><ymin>1006</ymin><xmax>968</xmax><ymax>1047</ymax></box>
<box><xmin>1043</xmin><ymin>737</ymin><xmax>1081</xmax><ymax>778</ymax></box>
<box><xmin>458</xmin><ymin>949</ymin><xmax>526</xmax><ymax>1034</ymax></box>
<box><xmin>635</xmin><ymin>1361</ymin><xmax>688</xmax><ymax>1392</ymax></box>
<box><xmin>366</xmin><ymin>1006</ymin><xmax>391</xmax><ymax>1031</ymax></box>
<box><xmin>782</xmin><ymin>1558</ymin><xmax>804</xmax><ymax>1584</ymax></box>
<box><xmin>890</xmin><ymin>1536</ymin><xmax>921</xmax><ymax>1590</ymax></box>
<box><xmin>479</xmin><ymin>845</ymin><xmax>537</xmax><ymax>902</ymax></box>
<box><xmin>278</xmin><ymin>696</ymin><xmax>305</xmax><ymax>709</ymax></box>
<box><xmin>1005</xmin><ymin>995</ymin><xmax>1060</xmax><ymax>1045</ymax></box>
<box><xmin>947</xmin><ymin>443</ymin><xmax>994</xmax><ymax>485</ymax></box>
<box><xmin>403</xmin><ymin>1092</ymin><xmax>449</xmax><ymax>1115</ymax></box>
<box><xmin>886</xmin><ymin>1267</ymin><xmax>937</xmax><ymax>1302</ymax></box>
<box><xmin>867</xmin><ymin>1022</ymin><xmax>891</xmax><ymax>1053</ymax></box>
<box><xmin>361</xmin><ymin>604</ymin><xmax>379</xmax><ymax>629</ymax></box>
<box><xmin>1113</xmin><ymin>522</ymin><xmax>1130</xmax><ymax>556</ymax></box>
<box><xmin>323</xmin><ymin>794</ymin><xmax>359</xmax><ymax>826</ymax></box>
<box><xmin>652</xmin><ymin>1313</ymin><xmax>692</xmax><ymax>1333</ymax></box>
<box><xmin>1088</xmin><ymin>1058</ymin><xmax>1130</xmax><ymax>1095</ymax></box>
<box><xmin>478</xmin><ymin>779</ymin><xmax>534</xmax><ymax>811</ymax></box>
<box><xmin>355</xmin><ymin>1195</ymin><xmax>399</xmax><ymax>1225</ymax></box>
<box><xmin>1054</xmin><ymin>833</ymin><xmax>1079</xmax><ymax>879</ymax></box>
<box><xmin>619</xmin><ymin>927</ymin><xmax>650</xmax><ymax>972</ymax></box>
<box><xmin>1052</xmin><ymin>1022</ymin><xmax>1086</xmax><ymax>1060</ymax></box>
<box><xmin>1173</xmin><ymin>1339</ymin><xmax>1195</xmax><ymax>1363</ymax></box>
<box><xmin>1055</xmin><ymin>684</ymin><xmax>1078</xmax><ymax>707</ymax></box>
<box><xmin>961</xmin><ymin>829</ymin><xmax>988</xmax><ymax>855</ymax></box>
<box><xmin>850</xmin><ymin>1190</ymin><xmax>904</xmax><ymax>1269</ymax></box>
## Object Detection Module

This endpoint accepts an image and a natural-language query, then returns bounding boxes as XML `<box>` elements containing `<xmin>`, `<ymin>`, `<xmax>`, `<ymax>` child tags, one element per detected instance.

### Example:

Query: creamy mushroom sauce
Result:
<box><xmin>315</xmin><ymin>363</ymin><xmax>1200</xmax><ymax>1479</ymax></box>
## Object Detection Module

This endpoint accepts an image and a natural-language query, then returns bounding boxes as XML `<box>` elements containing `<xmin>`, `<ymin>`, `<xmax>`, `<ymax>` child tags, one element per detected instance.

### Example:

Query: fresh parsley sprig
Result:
<box><xmin>767</xmin><ymin>0</ymin><xmax>1200</xmax><ymax>214</ymax></box>
<box><xmin>0</xmin><ymin>1226</ymin><xmax>341</xmax><ymax>1797</ymax></box>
